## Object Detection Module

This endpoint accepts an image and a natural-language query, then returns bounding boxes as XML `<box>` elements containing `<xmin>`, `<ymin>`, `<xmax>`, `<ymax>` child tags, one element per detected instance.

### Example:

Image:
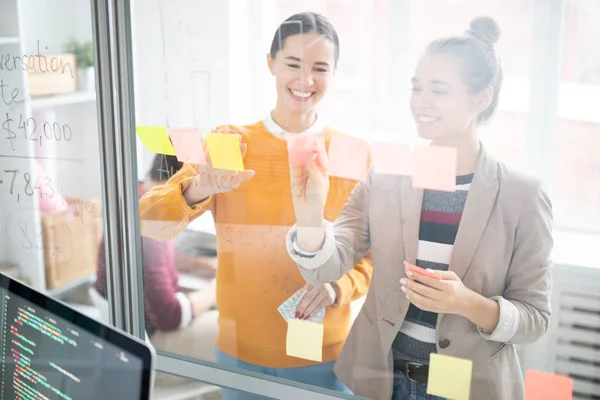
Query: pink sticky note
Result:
<box><xmin>412</xmin><ymin>146</ymin><xmax>457</xmax><ymax>192</ymax></box>
<box><xmin>370</xmin><ymin>142</ymin><xmax>414</xmax><ymax>176</ymax></box>
<box><xmin>287</xmin><ymin>135</ymin><xmax>327</xmax><ymax>168</ymax></box>
<box><xmin>168</xmin><ymin>129</ymin><xmax>207</xmax><ymax>164</ymax></box>
<box><xmin>327</xmin><ymin>135</ymin><xmax>369</xmax><ymax>181</ymax></box>
<box><xmin>525</xmin><ymin>370</ymin><xmax>573</xmax><ymax>400</ymax></box>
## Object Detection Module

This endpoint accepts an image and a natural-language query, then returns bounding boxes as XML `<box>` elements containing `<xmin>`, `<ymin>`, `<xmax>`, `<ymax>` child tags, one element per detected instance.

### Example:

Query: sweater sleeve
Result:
<box><xmin>332</xmin><ymin>251</ymin><xmax>373</xmax><ymax>307</ymax></box>
<box><xmin>139</xmin><ymin>163</ymin><xmax>215</xmax><ymax>241</ymax></box>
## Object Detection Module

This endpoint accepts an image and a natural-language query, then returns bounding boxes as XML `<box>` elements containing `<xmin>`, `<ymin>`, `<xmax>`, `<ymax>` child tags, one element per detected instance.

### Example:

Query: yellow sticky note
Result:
<box><xmin>205</xmin><ymin>133</ymin><xmax>245</xmax><ymax>171</ymax></box>
<box><xmin>136</xmin><ymin>126</ymin><xmax>176</xmax><ymax>155</ymax></box>
<box><xmin>427</xmin><ymin>353</ymin><xmax>473</xmax><ymax>400</ymax></box>
<box><xmin>286</xmin><ymin>319</ymin><xmax>323</xmax><ymax>362</ymax></box>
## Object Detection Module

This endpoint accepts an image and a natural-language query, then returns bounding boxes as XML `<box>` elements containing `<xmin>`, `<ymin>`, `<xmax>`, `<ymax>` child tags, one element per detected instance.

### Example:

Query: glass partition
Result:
<box><xmin>0</xmin><ymin>0</ymin><xmax>101</xmax><ymax>305</ymax></box>
<box><xmin>1</xmin><ymin>0</ymin><xmax>599</xmax><ymax>399</ymax></box>
<box><xmin>130</xmin><ymin>0</ymin><xmax>600</xmax><ymax>399</ymax></box>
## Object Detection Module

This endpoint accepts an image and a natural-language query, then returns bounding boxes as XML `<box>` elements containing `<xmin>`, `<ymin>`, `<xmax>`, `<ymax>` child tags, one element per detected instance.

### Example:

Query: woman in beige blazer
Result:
<box><xmin>285</xmin><ymin>16</ymin><xmax>553</xmax><ymax>400</ymax></box>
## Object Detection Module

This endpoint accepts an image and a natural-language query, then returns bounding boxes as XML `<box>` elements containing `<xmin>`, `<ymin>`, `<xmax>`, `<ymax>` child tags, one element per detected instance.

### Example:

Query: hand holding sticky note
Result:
<box><xmin>525</xmin><ymin>370</ymin><xmax>573</xmax><ymax>400</ymax></box>
<box><xmin>136</xmin><ymin>126</ymin><xmax>176</xmax><ymax>155</ymax></box>
<box><xmin>205</xmin><ymin>133</ymin><xmax>245</xmax><ymax>172</ymax></box>
<box><xmin>427</xmin><ymin>353</ymin><xmax>473</xmax><ymax>400</ymax></box>
<box><xmin>404</xmin><ymin>261</ymin><xmax>442</xmax><ymax>280</ymax></box>
<box><xmin>287</xmin><ymin>135</ymin><xmax>327</xmax><ymax>169</ymax></box>
<box><xmin>286</xmin><ymin>319</ymin><xmax>323</xmax><ymax>362</ymax></box>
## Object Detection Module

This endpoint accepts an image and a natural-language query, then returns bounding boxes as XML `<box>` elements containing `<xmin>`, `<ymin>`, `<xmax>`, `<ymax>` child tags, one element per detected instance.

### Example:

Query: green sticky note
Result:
<box><xmin>136</xmin><ymin>126</ymin><xmax>176</xmax><ymax>155</ymax></box>
<box><xmin>427</xmin><ymin>353</ymin><xmax>473</xmax><ymax>400</ymax></box>
<box><xmin>206</xmin><ymin>133</ymin><xmax>245</xmax><ymax>171</ymax></box>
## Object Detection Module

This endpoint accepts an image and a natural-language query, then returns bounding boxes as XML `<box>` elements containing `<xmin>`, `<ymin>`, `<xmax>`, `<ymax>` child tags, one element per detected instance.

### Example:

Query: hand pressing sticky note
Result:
<box><xmin>136</xmin><ymin>126</ymin><xmax>176</xmax><ymax>155</ymax></box>
<box><xmin>370</xmin><ymin>142</ymin><xmax>414</xmax><ymax>176</ymax></box>
<box><xmin>412</xmin><ymin>146</ymin><xmax>457</xmax><ymax>192</ymax></box>
<box><xmin>168</xmin><ymin>129</ymin><xmax>206</xmax><ymax>164</ymax></box>
<box><xmin>205</xmin><ymin>133</ymin><xmax>245</xmax><ymax>172</ymax></box>
<box><xmin>286</xmin><ymin>319</ymin><xmax>323</xmax><ymax>362</ymax></box>
<box><xmin>328</xmin><ymin>135</ymin><xmax>369</xmax><ymax>181</ymax></box>
<box><xmin>287</xmin><ymin>135</ymin><xmax>327</xmax><ymax>169</ymax></box>
<box><xmin>525</xmin><ymin>370</ymin><xmax>573</xmax><ymax>400</ymax></box>
<box><xmin>427</xmin><ymin>353</ymin><xmax>472</xmax><ymax>400</ymax></box>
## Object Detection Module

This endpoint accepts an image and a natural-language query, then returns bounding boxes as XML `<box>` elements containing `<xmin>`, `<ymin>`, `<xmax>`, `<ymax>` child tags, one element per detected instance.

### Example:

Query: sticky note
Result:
<box><xmin>168</xmin><ymin>129</ymin><xmax>206</xmax><ymax>164</ymax></box>
<box><xmin>525</xmin><ymin>370</ymin><xmax>573</xmax><ymax>400</ymax></box>
<box><xmin>136</xmin><ymin>126</ymin><xmax>176</xmax><ymax>155</ymax></box>
<box><xmin>370</xmin><ymin>142</ymin><xmax>414</xmax><ymax>176</ymax></box>
<box><xmin>287</xmin><ymin>135</ymin><xmax>327</xmax><ymax>168</ymax></box>
<box><xmin>412</xmin><ymin>146</ymin><xmax>457</xmax><ymax>192</ymax></box>
<box><xmin>327</xmin><ymin>135</ymin><xmax>369</xmax><ymax>181</ymax></box>
<box><xmin>286</xmin><ymin>319</ymin><xmax>323</xmax><ymax>362</ymax></box>
<box><xmin>205</xmin><ymin>133</ymin><xmax>244</xmax><ymax>171</ymax></box>
<box><xmin>427</xmin><ymin>353</ymin><xmax>472</xmax><ymax>400</ymax></box>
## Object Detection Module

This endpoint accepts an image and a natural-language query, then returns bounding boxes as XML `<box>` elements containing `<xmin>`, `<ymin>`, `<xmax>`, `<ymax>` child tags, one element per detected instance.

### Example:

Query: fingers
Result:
<box><xmin>312</xmin><ymin>142</ymin><xmax>329</xmax><ymax>172</ymax></box>
<box><xmin>295</xmin><ymin>288</ymin><xmax>317</xmax><ymax>318</ymax></box>
<box><xmin>295</xmin><ymin>287</ymin><xmax>325</xmax><ymax>319</ymax></box>
<box><xmin>230</xmin><ymin>170</ymin><xmax>255</xmax><ymax>188</ymax></box>
<box><xmin>410</xmin><ymin>271</ymin><xmax>444</xmax><ymax>290</ymax></box>
<box><xmin>305</xmin><ymin>154</ymin><xmax>327</xmax><ymax>181</ymax></box>
<box><xmin>212</xmin><ymin>125</ymin><xmax>247</xmax><ymax>157</ymax></box>
<box><xmin>404</xmin><ymin>288</ymin><xmax>435</xmax><ymax>312</ymax></box>
<box><xmin>436</xmin><ymin>270</ymin><xmax>460</xmax><ymax>281</ymax></box>
<box><xmin>401</xmin><ymin>278</ymin><xmax>442</xmax><ymax>300</ymax></box>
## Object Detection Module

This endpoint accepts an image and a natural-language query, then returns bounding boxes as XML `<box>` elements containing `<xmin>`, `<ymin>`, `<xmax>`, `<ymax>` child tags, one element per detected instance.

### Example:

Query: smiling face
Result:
<box><xmin>267</xmin><ymin>32</ymin><xmax>336</xmax><ymax>114</ymax></box>
<box><xmin>410</xmin><ymin>53</ymin><xmax>492</xmax><ymax>141</ymax></box>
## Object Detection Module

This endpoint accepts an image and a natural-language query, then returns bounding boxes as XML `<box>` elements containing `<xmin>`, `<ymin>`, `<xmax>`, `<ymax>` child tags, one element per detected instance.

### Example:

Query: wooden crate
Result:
<box><xmin>42</xmin><ymin>198</ymin><xmax>102</xmax><ymax>290</ymax></box>
<box><xmin>27</xmin><ymin>53</ymin><xmax>77</xmax><ymax>97</ymax></box>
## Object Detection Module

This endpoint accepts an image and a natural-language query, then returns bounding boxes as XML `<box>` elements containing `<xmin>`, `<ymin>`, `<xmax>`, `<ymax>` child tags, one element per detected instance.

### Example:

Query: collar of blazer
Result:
<box><xmin>400</xmin><ymin>142</ymin><xmax>500</xmax><ymax>283</ymax></box>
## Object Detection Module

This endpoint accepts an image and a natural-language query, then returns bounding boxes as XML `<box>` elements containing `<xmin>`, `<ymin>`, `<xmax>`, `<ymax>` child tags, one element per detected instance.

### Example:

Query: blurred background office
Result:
<box><xmin>0</xmin><ymin>0</ymin><xmax>598</xmax><ymax>399</ymax></box>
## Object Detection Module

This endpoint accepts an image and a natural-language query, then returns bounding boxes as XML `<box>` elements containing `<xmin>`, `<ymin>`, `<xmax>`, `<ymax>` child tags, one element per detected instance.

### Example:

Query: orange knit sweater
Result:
<box><xmin>139</xmin><ymin>121</ymin><xmax>373</xmax><ymax>368</ymax></box>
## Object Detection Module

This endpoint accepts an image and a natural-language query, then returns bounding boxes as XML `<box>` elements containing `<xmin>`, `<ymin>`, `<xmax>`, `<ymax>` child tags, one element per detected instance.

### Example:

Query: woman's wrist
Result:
<box><xmin>462</xmin><ymin>289</ymin><xmax>500</xmax><ymax>333</ymax></box>
<box><xmin>183</xmin><ymin>176</ymin><xmax>212</xmax><ymax>206</ymax></box>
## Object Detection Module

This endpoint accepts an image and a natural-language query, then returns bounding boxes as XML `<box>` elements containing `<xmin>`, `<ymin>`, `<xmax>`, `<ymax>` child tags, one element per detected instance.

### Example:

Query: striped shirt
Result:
<box><xmin>392</xmin><ymin>174</ymin><xmax>474</xmax><ymax>365</ymax></box>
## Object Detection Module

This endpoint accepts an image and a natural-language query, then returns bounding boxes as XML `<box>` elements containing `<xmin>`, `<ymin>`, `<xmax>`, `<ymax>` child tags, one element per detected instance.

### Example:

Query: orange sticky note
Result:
<box><xmin>136</xmin><ymin>126</ymin><xmax>176</xmax><ymax>155</ymax></box>
<box><xmin>327</xmin><ymin>135</ymin><xmax>369</xmax><ymax>181</ymax></box>
<box><xmin>525</xmin><ymin>370</ymin><xmax>573</xmax><ymax>400</ymax></box>
<box><xmin>205</xmin><ymin>133</ymin><xmax>244</xmax><ymax>171</ymax></box>
<box><xmin>287</xmin><ymin>135</ymin><xmax>327</xmax><ymax>168</ymax></box>
<box><xmin>412</xmin><ymin>146</ymin><xmax>457</xmax><ymax>192</ymax></box>
<box><xmin>168</xmin><ymin>129</ymin><xmax>206</xmax><ymax>164</ymax></box>
<box><xmin>286</xmin><ymin>319</ymin><xmax>323</xmax><ymax>362</ymax></box>
<box><xmin>370</xmin><ymin>142</ymin><xmax>414</xmax><ymax>176</ymax></box>
<box><xmin>427</xmin><ymin>353</ymin><xmax>472</xmax><ymax>400</ymax></box>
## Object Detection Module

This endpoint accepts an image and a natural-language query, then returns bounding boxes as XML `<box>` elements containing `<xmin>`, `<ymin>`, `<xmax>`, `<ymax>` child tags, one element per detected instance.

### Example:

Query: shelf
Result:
<box><xmin>47</xmin><ymin>273</ymin><xmax>96</xmax><ymax>299</ymax></box>
<box><xmin>30</xmin><ymin>91</ymin><xmax>96</xmax><ymax>109</ymax></box>
<box><xmin>0</xmin><ymin>37</ymin><xmax>20</xmax><ymax>45</ymax></box>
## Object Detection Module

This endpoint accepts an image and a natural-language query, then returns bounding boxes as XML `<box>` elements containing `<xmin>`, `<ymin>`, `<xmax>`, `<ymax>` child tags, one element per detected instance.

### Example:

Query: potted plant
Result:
<box><xmin>64</xmin><ymin>38</ymin><xmax>95</xmax><ymax>92</ymax></box>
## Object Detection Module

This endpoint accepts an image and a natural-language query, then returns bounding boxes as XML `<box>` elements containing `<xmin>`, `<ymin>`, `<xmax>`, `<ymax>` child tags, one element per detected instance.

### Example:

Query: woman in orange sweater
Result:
<box><xmin>139</xmin><ymin>12</ymin><xmax>372</xmax><ymax>399</ymax></box>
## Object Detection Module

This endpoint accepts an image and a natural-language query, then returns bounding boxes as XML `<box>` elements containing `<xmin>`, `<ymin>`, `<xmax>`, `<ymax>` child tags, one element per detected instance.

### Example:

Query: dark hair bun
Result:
<box><xmin>468</xmin><ymin>16</ymin><xmax>501</xmax><ymax>46</ymax></box>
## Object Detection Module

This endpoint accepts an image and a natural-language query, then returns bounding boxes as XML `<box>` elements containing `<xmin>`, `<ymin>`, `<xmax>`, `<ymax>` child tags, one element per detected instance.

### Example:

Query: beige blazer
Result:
<box><xmin>292</xmin><ymin>146</ymin><xmax>553</xmax><ymax>400</ymax></box>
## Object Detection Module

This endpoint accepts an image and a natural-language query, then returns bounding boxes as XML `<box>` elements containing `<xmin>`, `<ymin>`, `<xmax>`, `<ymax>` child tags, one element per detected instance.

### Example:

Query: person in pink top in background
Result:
<box><xmin>95</xmin><ymin>154</ymin><xmax>218</xmax><ymax>365</ymax></box>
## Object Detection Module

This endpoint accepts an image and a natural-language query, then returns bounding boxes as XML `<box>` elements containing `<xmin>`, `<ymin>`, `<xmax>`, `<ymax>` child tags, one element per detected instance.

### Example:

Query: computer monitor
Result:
<box><xmin>0</xmin><ymin>273</ymin><xmax>154</xmax><ymax>400</ymax></box>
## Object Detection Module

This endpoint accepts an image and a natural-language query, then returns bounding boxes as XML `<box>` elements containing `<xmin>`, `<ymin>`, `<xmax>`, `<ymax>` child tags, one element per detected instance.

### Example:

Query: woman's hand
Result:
<box><xmin>288</xmin><ymin>135</ymin><xmax>330</xmax><ymax>227</ymax></box>
<box><xmin>400</xmin><ymin>270</ymin><xmax>472</xmax><ymax>316</ymax></box>
<box><xmin>183</xmin><ymin>125</ymin><xmax>255</xmax><ymax>205</ymax></box>
<box><xmin>295</xmin><ymin>284</ymin><xmax>337</xmax><ymax>320</ymax></box>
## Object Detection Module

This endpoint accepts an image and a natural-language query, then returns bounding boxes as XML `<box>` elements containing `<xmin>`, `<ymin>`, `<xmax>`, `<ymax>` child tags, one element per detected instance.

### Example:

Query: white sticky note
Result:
<box><xmin>286</xmin><ymin>319</ymin><xmax>323</xmax><ymax>362</ymax></box>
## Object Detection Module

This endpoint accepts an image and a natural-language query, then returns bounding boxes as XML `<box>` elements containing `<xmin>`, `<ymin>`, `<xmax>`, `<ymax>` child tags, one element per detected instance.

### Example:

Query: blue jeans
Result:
<box><xmin>215</xmin><ymin>348</ymin><xmax>352</xmax><ymax>400</ymax></box>
<box><xmin>392</xmin><ymin>370</ymin><xmax>445</xmax><ymax>400</ymax></box>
